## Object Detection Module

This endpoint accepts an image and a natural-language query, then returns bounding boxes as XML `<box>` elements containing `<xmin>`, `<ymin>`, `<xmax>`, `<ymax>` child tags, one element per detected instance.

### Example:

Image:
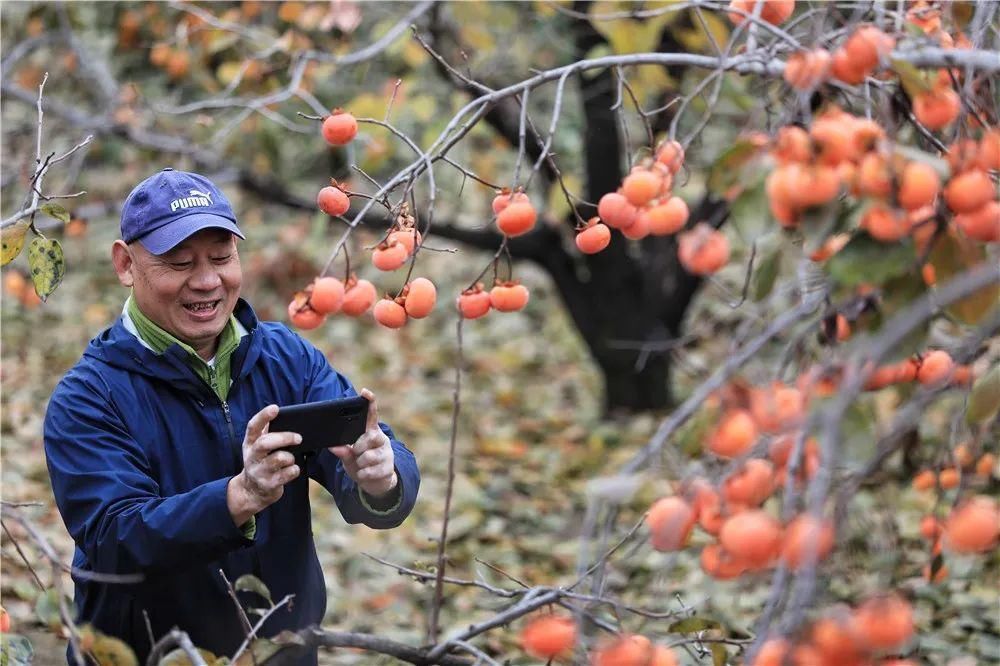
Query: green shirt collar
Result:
<box><xmin>124</xmin><ymin>295</ymin><xmax>244</xmax><ymax>400</ymax></box>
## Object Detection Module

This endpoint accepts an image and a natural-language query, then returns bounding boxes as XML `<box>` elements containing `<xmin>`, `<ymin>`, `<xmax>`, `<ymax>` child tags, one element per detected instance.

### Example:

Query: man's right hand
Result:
<box><xmin>226</xmin><ymin>404</ymin><xmax>301</xmax><ymax>527</ymax></box>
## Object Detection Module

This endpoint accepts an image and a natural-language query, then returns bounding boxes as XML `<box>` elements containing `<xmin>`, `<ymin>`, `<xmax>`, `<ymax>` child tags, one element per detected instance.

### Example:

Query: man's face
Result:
<box><xmin>116</xmin><ymin>228</ymin><xmax>242</xmax><ymax>352</ymax></box>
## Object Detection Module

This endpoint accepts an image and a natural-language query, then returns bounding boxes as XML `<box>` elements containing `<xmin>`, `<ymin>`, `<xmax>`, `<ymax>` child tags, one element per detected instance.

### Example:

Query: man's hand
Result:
<box><xmin>328</xmin><ymin>389</ymin><xmax>398</xmax><ymax>498</ymax></box>
<box><xmin>227</xmin><ymin>404</ymin><xmax>301</xmax><ymax>526</ymax></box>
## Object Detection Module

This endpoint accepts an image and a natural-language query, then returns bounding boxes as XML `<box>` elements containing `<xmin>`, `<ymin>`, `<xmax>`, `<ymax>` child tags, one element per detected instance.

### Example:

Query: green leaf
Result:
<box><xmin>826</xmin><ymin>233</ymin><xmax>915</xmax><ymax>288</ymax></box>
<box><xmin>89</xmin><ymin>633</ymin><xmax>138</xmax><ymax>666</ymax></box>
<box><xmin>39</xmin><ymin>202</ymin><xmax>70</xmax><ymax>224</ymax></box>
<box><xmin>234</xmin><ymin>574</ymin><xmax>272</xmax><ymax>605</ymax></box>
<box><xmin>891</xmin><ymin>59</ymin><xmax>933</xmax><ymax>97</ymax></box>
<box><xmin>707</xmin><ymin>138</ymin><xmax>763</xmax><ymax>194</ymax></box>
<box><xmin>26</xmin><ymin>237</ymin><xmax>65</xmax><ymax>301</ymax></box>
<box><xmin>158</xmin><ymin>647</ymin><xmax>217</xmax><ymax>666</ymax></box>
<box><xmin>34</xmin><ymin>588</ymin><xmax>62</xmax><ymax>630</ymax></box>
<box><xmin>752</xmin><ymin>236</ymin><xmax>782</xmax><ymax>302</ymax></box>
<box><xmin>0</xmin><ymin>634</ymin><xmax>34</xmax><ymax>666</ymax></box>
<box><xmin>728</xmin><ymin>175</ymin><xmax>769</xmax><ymax>242</ymax></box>
<box><xmin>1</xmin><ymin>221</ymin><xmax>29</xmax><ymax>266</ymax></box>
<box><xmin>711</xmin><ymin>643</ymin><xmax>728</xmax><ymax>666</ymax></box>
<box><xmin>668</xmin><ymin>617</ymin><xmax>721</xmax><ymax>633</ymax></box>
<box><xmin>967</xmin><ymin>365</ymin><xmax>1000</xmax><ymax>424</ymax></box>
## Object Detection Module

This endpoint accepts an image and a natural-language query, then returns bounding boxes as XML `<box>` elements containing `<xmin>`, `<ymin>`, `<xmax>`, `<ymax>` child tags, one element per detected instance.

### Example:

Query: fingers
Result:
<box><xmin>357</xmin><ymin>460</ymin><xmax>394</xmax><ymax>482</ymax></box>
<box><xmin>251</xmin><ymin>431</ymin><xmax>301</xmax><ymax>458</ymax></box>
<box><xmin>245</xmin><ymin>404</ymin><xmax>279</xmax><ymax>444</ymax></box>
<box><xmin>360</xmin><ymin>388</ymin><xmax>379</xmax><ymax>431</ymax></box>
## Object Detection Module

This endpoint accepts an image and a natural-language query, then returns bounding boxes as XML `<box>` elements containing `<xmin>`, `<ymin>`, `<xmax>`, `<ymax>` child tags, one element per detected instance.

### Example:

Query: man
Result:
<box><xmin>43</xmin><ymin>168</ymin><xmax>420</xmax><ymax>664</ymax></box>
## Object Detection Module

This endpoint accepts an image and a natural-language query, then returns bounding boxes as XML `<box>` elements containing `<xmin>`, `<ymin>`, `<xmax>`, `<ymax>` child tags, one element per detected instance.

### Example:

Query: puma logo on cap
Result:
<box><xmin>170</xmin><ymin>189</ymin><xmax>213</xmax><ymax>212</ymax></box>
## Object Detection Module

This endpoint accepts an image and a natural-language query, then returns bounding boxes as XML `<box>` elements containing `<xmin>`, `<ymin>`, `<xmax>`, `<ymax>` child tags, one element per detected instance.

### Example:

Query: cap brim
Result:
<box><xmin>137</xmin><ymin>213</ymin><xmax>246</xmax><ymax>255</ymax></box>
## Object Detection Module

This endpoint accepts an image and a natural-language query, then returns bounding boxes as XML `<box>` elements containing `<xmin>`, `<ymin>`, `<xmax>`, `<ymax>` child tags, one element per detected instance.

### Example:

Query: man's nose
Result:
<box><xmin>188</xmin><ymin>262</ymin><xmax>223</xmax><ymax>291</ymax></box>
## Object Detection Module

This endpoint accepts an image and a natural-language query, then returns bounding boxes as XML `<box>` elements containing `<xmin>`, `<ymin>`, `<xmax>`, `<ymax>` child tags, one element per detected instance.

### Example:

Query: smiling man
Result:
<box><xmin>43</xmin><ymin>168</ymin><xmax>420</xmax><ymax>664</ymax></box>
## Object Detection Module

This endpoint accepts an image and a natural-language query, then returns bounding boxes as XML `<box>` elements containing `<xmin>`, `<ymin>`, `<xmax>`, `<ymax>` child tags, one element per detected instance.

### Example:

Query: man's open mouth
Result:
<box><xmin>183</xmin><ymin>300</ymin><xmax>220</xmax><ymax>313</ymax></box>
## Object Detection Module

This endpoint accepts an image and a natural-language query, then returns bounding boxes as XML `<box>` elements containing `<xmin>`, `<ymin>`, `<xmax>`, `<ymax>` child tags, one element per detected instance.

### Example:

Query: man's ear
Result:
<box><xmin>111</xmin><ymin>240</ymin><xmax>135</xmax><ymax>288</ymax></box>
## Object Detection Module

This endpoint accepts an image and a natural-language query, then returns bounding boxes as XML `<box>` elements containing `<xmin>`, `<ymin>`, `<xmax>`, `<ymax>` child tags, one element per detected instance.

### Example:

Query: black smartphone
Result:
<box><xmin>271</xmin><ymin>395</ymin><xmax>370</xmax><ymax>459</ymax></box>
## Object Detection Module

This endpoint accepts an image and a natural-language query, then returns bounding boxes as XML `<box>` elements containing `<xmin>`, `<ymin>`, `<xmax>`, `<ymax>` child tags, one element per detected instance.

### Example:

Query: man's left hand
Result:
<box><xmin>328</xmin><ymin>388</ymin><xmax>398</xmax><ymax>497</ymax></box>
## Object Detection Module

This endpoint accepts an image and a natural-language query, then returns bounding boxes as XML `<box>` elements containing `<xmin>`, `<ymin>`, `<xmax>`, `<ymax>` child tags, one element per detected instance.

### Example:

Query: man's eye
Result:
<box><xmin>170</xmin><ymin>261</ymin><xmax>193</xmax><ymax>269</ymax></box>
<box><xmin>211</xmin><ymin>255</ymin><xmax>232</xmax><ymax>263</ymax></box>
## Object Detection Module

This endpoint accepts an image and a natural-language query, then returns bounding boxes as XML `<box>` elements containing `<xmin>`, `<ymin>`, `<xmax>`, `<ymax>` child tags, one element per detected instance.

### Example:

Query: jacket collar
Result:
<box><xmin>85</xmin><ymin>298</ymin><xmax>262</xmax><ymax>395</ymax></box>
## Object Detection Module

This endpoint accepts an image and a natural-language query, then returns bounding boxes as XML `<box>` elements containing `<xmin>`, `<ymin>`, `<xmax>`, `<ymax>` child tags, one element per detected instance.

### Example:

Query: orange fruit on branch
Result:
<box><xmin>373</xmin><ymin>298</ymin><xmax>407</xmax><ymax>329</ymax></box>
<box><xmin>310</xmin><ymin>276</ymin><xmax>344</xmax><ymax>315</ymax></box>
<box><xmin>496</xmin><ymin>201</ymin><xmax>537</xmax><ymax>237</ymax></box>
<box><xmin>575</xmin><ymin>218</ymin><xmax>612</xmax><ymax>254</ymax></box>
<box><xmin>489</xmin><ymin>281</ymin><xmax>530</xmax><ymax>312</ymax></box>
<box><xmin>317</xmin><ymin>185</ymin><xmax>350</xmax><ymax>217</ymax></box>
<box><xmin>646</xmin><ymin>496</ymin><xmax>696</xmax><ymax>551</ymax></box>
<box><xmin>341</xmin><ymin>278</ymin><xmax>377</xmax><ymax>317</ymax></box>
<box><xmin>520</xmin><ymin>614</ymin><xmax>576</xmax><ymax>659</ymax></box>
<box><xmin>402</xmin><ymin>277</ymin><xmax>436</xmax><ymax>319</ymax></box>
<box><xmin>322</xmin><ymin>108</ymin><xmax>358</xmax><ymax>146</ymax></box>
<box><xmin>677</xmin><ymin>223</ymin><xmax>730</xmax><ymax>275</ymax></box>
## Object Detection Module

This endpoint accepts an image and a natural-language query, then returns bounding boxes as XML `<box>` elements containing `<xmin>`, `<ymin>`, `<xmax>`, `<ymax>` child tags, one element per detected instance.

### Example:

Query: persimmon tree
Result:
<box><xmin>2</xmin><ymin>1</ymin><xmax>999</xmax><ymax>665</ymax></box>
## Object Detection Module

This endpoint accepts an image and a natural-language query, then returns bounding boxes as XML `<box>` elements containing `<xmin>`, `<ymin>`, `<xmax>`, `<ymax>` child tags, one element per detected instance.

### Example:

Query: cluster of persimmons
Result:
<box><xmin>289</xmin><ymin>109</ymin><xmax>533</xmax><ymax>330</ymax></box>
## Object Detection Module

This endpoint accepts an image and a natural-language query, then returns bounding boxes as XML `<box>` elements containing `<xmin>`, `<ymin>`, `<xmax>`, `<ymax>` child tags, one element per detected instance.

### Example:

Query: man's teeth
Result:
<box><xmin>186</xmin><ymin>301</ymin><xmax>217</xmax><ymax>312</ymax></box>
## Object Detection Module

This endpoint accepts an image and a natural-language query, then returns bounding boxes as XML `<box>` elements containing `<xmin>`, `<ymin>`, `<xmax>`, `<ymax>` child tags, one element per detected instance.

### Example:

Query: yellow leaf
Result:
<box><xmin>1</xmin><ymin>221</ymin><xmax>29</xmax><ymax>267</ymax></box>
<box><xmin>26</xmin><ymin>237</ymin><xmax>64</xmax><ymax>302</ymax></box>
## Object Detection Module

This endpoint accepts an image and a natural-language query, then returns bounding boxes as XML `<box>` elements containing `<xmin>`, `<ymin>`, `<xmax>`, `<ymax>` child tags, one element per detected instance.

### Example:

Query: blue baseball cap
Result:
<box><xmin>120</xmin><ymin>168</ymin><xmax>245</xmax><ymax>255</ymax></box>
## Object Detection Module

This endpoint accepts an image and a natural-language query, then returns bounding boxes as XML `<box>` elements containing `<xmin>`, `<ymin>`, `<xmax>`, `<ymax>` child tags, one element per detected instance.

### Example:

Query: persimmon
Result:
<box><xmin>317</xmin><ymin>185</ymin><xmax>350</xmax><ymax>217</ymax></box>
<box><xmin>322</xmin><ymin>109</ymin><xmax>358</xmax><ymax>146</ymax></box>
<box><xmin>373</xmin><ymin>298</ymin><xmax>407</xmax><ymax>329</ymax></box>
<box><xmin>0</xmin><ymin>606</ymin><xmax>10</xmax><ymax>633</ymax></box>
<box><xmin>851</xmin><ymin>118</ymin><xmax>886</xmax><ymax>154</ymax></box>
<box><xmin>911</xmin><ymin>469</ymin><xmax>935</xmax><ymax>491</ymax></box>
<box><xmin>851</xmin><ymin>594</ymin><xmax>914</xmax><ymax>651</ymax></box>
<box><xmin>649</xmin><ymin>645</ymin><xmax>679</xmax><ymax>666</ymax></box>
<box><xmin>844</xmin><ymin>26</ymin><xmax>895</xmax><ymax>74</ymax></box>
<box><xmin>677</xmin><ymin>223</ymin><xmax>730</xmax><ymax>275</ymax></box>
<box><xmin>723</xmin><ymin>459</ymin><xmax>775</xmax><ymax>507</ymax></box>
<box><xmin>496</xmin><ymin>201</ymin><xmax>537</xmax><ymax>237</ymax></box>
<box><xmin>945</xmin><ymin>138</ymin><xmax>980</xmax><ymax>173</ymax></box>
<box><xmin>727</xmin><ymin>0</ymin><xmax>794</xmax><ymax>26</ymax></box>
<box><xmin>700</xmin><ymin>543</ymin><xmax>746</xmax><ymax>579</ymax></box>
<box><xmin>772</xmin><ymin>126</ymin><xmax>811</xmax><ymax>164</ymax></box>
<box><xmin>944</xmin><ymin>169</ymin><xmax>995</xmax><ymax>213</ymax></box>
<box><xmin>938</xmin><ymin>467</ymin><xmax>960</xmax><ymax>489</ymax></box>
<box><xmin>810</xmin><ymin>616</ymin><xmax>865</xmax><ymax>665</ymax></box>
<box><xmin>768</xmin><ymin>435</ymin><xmax>818</xmax><ymax>468</ymax></box>
<box><xmin>388</xmin><ymin>228</ymin><xmax>422</xmax><ymax>254</ymax></box>
<box><xmin>656</xmin><ymin>140</ymin><xmax>684</xmax><ymax>173</ymax></box>
<box><xmin>944</xmin><ymin>496</ymin><xmax>999</xmax><ymax>553</ymax></box>
<box><xmin>913</xmin><ymin>88</ymin><xmax>960</xmax><ymax>130</ymax></box>
<box><xmin>372</xmin><ymin>241</ymin><xmax>409</xmax><ymax>271</ymax></box>
<box><xmin>287</xmin><ymin>294</ymin><xmax>325</xmax><ymax>330</ymax></box>
<box><xmin>719</xmin><ymin>510</ymin><xmax>782</xmax><ymax>569</ymax></box>
<box><xmin>489</xmin><ymin>281</ymin><xmax>530</xmax><ymax>312</ymax></box>
<box><xmin>492</xmin><ymin>190</ymin><xmax>529</xmax><ymax>214</ymax></box>
<box><xmin>750</xmin><ymin>383</ymin><xmax>804</xmax><ymax>433</ymax></box>
<box><xmin>591</xmin><ymin>634</ymin><xmax>653</xmax><ymax>666</ymax></box>
<box><xmin>646</xmin><ymin>496</ymin><xmax>696</xmax><ymax>551</ymax></box>
<box><xmin>621</xmin><ymin>212</ymin><xmax>650</xmax><ymax>240</ymax></box>
<box><xmin>978</xmin><ymin>128</ymin><xmax>1000</xmax><ymax>170</ymax></box>
<box><xmin>811</xmin><ymin>115</ymin><xmax>856</xmax><ymax>165</ymax></box>
<box><xmin>520</xmin><ymin>614</ymin><xmax>576</xmax><ymax>659</ymax></box>
<box><xmin>706</xmin><ymin>409</ymin><xmax>758</xmax><ymax>458</ymax></box>
<box><xmin>597</xmin><ymin>191</ymin><xmax>638</xmax><ymax>229</ymax></box>
<box><xmin>622</xmin><ymin>169</ymin><xmax>663</xmax><ymax>207</ymax></box>
<box><xmin>862</xmin><ymin>204</ymin><xmax>912</xmax><ymax>242</ymax></box>
<box><xmin>149</xmin><ymin>43</ymin><xmax>171</xmax><ymax>68</ymax></box>
<box><xmin>403</xmin><ymin>277</ymin><xmax>436</xmax><ymax>319</ymax></box>
<box><xmin>857</xmin><ymin>153</ymin><xmax>892</xmax><ymax>197</ymax></box>
<box><xmin>897</xmin><ymin>161</ymin><xmax>941</xmax><ymax>210</ymax></box>
<box><xmin>457</xmin><ymin>284</ymin><xmax>491</xmax><ymax>319</ymax></box>
<box><xmin>975</xmin><ymin>453</ymin><xmax>996</xmax><ymax>478</ymax></box>
<box><xmin>165</xmin><ymin>50</ymin><xmax>191</xmax><ymax>81</ymax></box>
<box><xmin>784</xmin><ymin>49</ymin><xmax>831</xmax><ymax>91</ymax></box>
<box><xmin>917</xmin><ymin>349</ymin><xmax>954</xmax><ymax>385</ymax></box>
<box><xmin>749</xmin><ymin>638</ymin><xmax>790</xmax><ymax>666</ymax></box>
<box><xmin>782</xmin><ymin>515</ymin><xmax>835</xmax><ymax>569</ymax></box>
<box><xmin>954</xmin><ymin>200</ymin><xmax>1000</xmax><ymax>243</ymax></box>
<box><xmin>830</xmin><ymin>47</ymin><xmax>866</xmax><ymax>85</ymax></box>
<box><xmin>341</xmin><ymin>278</ymin><xmax>377</xmax><ymax>316</ymax></box>
<box><xmin>643</xmin><ymin>196</ymin><xmax>689</xmax><ymax>235</ymax></box>
<box><xmin>790</xmin><ymin>165</ymin><xmax>841</xmax><ymax>209</ymax></box>
<box><xmin>919</xmin><ymin>515</ymin><xmax>943</xmax><ymax>540</ymax></box>
<box><xmin>576</xmin><ymin>218</ymin><xmax>612</xmax><ymax>254</ymax></box>
<box><xmin>310</xmin><ymin>277</ymin><xmax>344</xmax><ymax>315</ymax></box>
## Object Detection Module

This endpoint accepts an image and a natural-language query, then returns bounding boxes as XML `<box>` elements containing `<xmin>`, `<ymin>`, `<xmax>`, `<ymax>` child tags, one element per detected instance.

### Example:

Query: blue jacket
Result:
<box><xmin>43</xmin><ymin>299</ymin><xmax>419</xmax><ymax>663</ymax></box>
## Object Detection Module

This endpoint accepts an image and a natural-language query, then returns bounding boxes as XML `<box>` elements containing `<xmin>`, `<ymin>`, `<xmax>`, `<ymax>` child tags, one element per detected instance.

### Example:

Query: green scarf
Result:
<box><xmin>127</xmin><ymin>296</ymin><xmax>241</xmax><ymax>401</ymax></box>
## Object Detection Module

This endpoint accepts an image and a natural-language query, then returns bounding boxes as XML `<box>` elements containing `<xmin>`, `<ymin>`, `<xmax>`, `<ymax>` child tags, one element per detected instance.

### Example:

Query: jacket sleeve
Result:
<box><xmin>44</xmin><ymin>372</ymin><xmax>253</xmax><ymax>575</ymax></box>
<box><xmin>300</xmin><ymin>343</ymin><xmax>420</xmax><ymax>529</ymax></box>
